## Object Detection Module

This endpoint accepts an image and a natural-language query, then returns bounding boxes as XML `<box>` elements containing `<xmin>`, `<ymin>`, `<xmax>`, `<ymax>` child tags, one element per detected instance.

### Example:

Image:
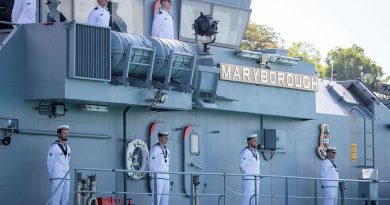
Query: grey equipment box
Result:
<box><xmin>263</xmin><ymin>129</ymin><xmax>277</xmax><ymax>150</ymax></box>
<box><xmin>358</xmin><ymin>169</ymin><xmax>378</xmax><ymax>202</ymax></box>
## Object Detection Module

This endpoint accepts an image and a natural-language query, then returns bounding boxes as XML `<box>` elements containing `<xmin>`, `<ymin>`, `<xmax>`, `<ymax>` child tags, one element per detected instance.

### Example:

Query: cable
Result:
<box><xmin>260</xmin><ymin>151</ymin><xmax>275</xmax><ymax>161</ymax></box>
<box><xmin>226</xmin><ymin>186</ymin><xmax>244</xmax><ymax>196</ymax></box>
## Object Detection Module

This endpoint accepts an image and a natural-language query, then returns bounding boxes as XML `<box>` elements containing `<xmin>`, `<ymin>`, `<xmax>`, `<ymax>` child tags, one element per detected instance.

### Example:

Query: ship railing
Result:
<box><xmin>0</xmin><ymin>21</ymin><xmax>19</xmax><ymax>26</ymax></box>
<box><xmin>45</xmin><ymin>167</ymin><xmax>390</xmax><ymax>205</ymax></box>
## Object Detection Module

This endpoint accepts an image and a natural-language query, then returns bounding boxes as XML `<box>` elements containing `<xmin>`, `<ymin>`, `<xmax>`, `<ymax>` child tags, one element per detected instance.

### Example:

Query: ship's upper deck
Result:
<box><xmin>1</xmin><ymin>0</ymin><xmax>252</xmax><ymax>48</ymax></box>
<box><xmin>5</xmin><ymin>0</ymin><xmax>381</xmax><ymax>121</ymax></box>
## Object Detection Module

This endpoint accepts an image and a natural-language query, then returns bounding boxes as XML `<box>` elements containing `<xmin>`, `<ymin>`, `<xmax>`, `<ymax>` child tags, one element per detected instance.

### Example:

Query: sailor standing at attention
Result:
<box><xmin>149</xmin><ymin>130</ymin><xmax>170</xmax><ymax>205</ymax></box>
<box><xmin>47</xmin><ymin>125</ymin><xmax>71</xmax><ymax>205</ymax></box>
<box><xmin>87</xmin><ymin>0</ymin><xmax>110</xmax><ymax>27</ymax></box>
<box><xmin>151</xmin><ymin>0</ymin><xmax>174</xmax><ymax>39</ymax></box>
<box><xmin>11</xmin><ymin>0</ymin><xmax>36</xmax><ymax>24</ymax></box>
<box><xmin>240</xmin><ymin>133</ymin><xmax>261</xmax><ymax>205</ymax></box>
<box><xmin>320</xmin><ymin>147</ymin><xmax>339</xmax><ymax>205</ymax></box>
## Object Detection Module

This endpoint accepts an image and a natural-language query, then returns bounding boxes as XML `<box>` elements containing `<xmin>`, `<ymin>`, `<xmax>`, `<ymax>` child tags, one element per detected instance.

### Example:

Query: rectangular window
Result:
<box><xmin>39</xmin><ymin>0</ymin><xmax>144</xmax><ymax>35</ymax></box>
<box><xmin>212</xmin><ymin>5</ymin><xmax>250</xmax><ymax>47</ymax></box>
<box><xmin>190</xmin><ymin>133</ymin><xmax>200</xmax><ymax>155</ymax></box>
<box><xmin>111</xmin><ymin>0</ymin><xmax>144</xmax><ymax>34</ymax></box>
<box><xmin>40</xmin><ymin>0</ymin><xmax>72</xmax><ymax>23</ymax></box>
<box><xmin>180</xmin><ymin>0</ymin><xmax>251</xmax><ymax>49</ymax></box>
<box><xmin>74</xmin><ymin>1</ymin><xmax>95</xmax><ymax>23</ymax></box>
<box><xmin>180</xmin><ymin>1</ymin><xmax>211</xmax><ymax>40</ymax></box>
<box><xmin>74</xmin><ymin>0</ymin><xmax>144</xmax><ymax>34</ymax></box>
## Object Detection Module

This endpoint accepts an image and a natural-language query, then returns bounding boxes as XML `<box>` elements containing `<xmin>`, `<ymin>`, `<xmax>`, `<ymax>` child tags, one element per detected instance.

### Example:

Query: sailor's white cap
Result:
<box><xmin>57</xmin><ymin>125</ymin><xmax>69</xmax><ymax>130</ymax></box>
<box><xmin>246</xmin><ymin>133</ymin><xmax>257</xmax><ymax>140</ymax></box>
<box><xmin>326</xmin><ymin>147</ymin><xmax>336</xmax><ymax>152</ymax></box>
<box><xmin>158</xmin><ymin>129</ymin><xmax>170</xmax><ymax>136</ymax></box>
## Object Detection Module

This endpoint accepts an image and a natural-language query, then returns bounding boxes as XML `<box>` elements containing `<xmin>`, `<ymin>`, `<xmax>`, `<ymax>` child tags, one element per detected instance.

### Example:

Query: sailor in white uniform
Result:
<box><xmin>87</xmin><ymin>0</ymin><xmax>110</xmax><ymax>27</ymax></box>
<box><xmin>149</xmin><ymin>130</ymin><xmax>170</xmax><ymax>205</ymax></box>
<box><xmin>240</xmin><ymin>133</ymin><xmax>261</xmax><ymax>205</ymax></box>
<box><xmin>47</xmin><ymin>125</ymin><xmax>71</xmax><ymax>205</ymax></box>
<box><xmin>320</xmin><ymin>147</ymin><xmax>339</xmax><ymax>205</ymax></box>
<box><xmin>11</xmin><ymin>0</ymin><xmax>36</xmax><ymax>24</ymax></box>
<box><xmin>151</xmin><ymin>0</ymin><xmax>174</xmax><ymax>39</ymax></box>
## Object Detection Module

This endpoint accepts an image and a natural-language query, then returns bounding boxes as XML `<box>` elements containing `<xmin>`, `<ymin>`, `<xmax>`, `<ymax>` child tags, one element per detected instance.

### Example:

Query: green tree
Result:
<box><xmin>288</xmin><ymin>41</ymin><xmax>326</xmax><ymax>77</ymax></box>
<box><xmin>240</xmin><ymin>21</ymin><xmax>284</xmax><ymax>50</ymax></box>
<box><xmin>326</xmin><ymin>44</ymin><xmax>384</xmax><ymax>90</ymax></box>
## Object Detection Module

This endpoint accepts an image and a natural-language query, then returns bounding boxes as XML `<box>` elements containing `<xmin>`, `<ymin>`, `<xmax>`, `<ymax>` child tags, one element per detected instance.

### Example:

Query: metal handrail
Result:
<box><xmin>69</xmin><ymin>167</ymin><xmax>383</xmax><ymax>182</ymax></box>
<box><xmin>62</xmin><ymin>167</ymin><xmax>390</xmax><ymax>205</ymax></box>
<box><xmin>0</xmin><ymin>21</ymin><xmax>18</xmax><ymax>26</ymax></box>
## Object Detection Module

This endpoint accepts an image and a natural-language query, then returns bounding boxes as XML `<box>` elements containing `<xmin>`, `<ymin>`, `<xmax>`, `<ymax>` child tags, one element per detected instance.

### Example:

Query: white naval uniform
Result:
<box><xmin>11</xmin><ymin>0</ymin><xmax>36</xmax><ymax>24</ymax></box>
<box><xmin>320</xmin><ymin>158</ymin><xmax>339</xmax><ymax>205</ymax></box>
<box><xmin>240</xmin><ymin>147</ymin><xmax>260</xmax><ymax>205</ymax></box>
<box><xmin>151</xmin><ymin>9</ymin><xmax>174</xmax><ymax>39</ymax></box>
<box><xmin>149</xmin><ymin>143</ymin><xmax>170</xmax><ymax>205</ymax></box>
<box><xmin>87</xmin><ymin>5</ymin><xmax>110</xmax><ymax>27</ymax></box>
<box><xmin>47</xmin><ymin>141</ymin><xmax>71</xmax><ymax>205</ymax></box>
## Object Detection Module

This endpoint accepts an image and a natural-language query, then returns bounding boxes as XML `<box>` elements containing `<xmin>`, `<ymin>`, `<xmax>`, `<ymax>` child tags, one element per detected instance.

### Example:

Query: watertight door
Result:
<box><xmin>182</xmin><ymin>125</ymin><xmax>205</xmax><ymax>196</ymax></box>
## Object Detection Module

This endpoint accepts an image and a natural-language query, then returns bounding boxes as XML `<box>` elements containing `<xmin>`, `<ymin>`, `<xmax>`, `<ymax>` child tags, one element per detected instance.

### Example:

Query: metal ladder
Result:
<box><xmin>363</xmin><ymin>117</ymin><xmax>375</xmax><ymax>168</ymax></box>
<box><xmin>121</xmin><ymin>44</ymin><xmax>156</xmax><ymax>88</ymax></box>
<box><xmin>351</xmin><ymin>106</ymin><xmax>375</xmax><ymax>168</ymax></box>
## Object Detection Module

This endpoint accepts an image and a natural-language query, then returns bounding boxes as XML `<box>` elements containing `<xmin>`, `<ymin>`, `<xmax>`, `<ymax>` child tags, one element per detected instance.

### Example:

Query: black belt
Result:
<box><xmin>150</xmin><ymin>178</ymin><xmax>169</xmax><ymax>180</ymax></box>
<box><xmin>242</xmin><ymin>178</ymin><xmax>259</xmax><ymax>181</ymax></box>
<box><xmin>321</xmin><ymin>186</ymin><xmax>338</xmax><ymax>188</ymax></box>
<box><xmin>50</xmin><ymin>178</ymin><xmax>70</xmax><ymax>180</ymax></box>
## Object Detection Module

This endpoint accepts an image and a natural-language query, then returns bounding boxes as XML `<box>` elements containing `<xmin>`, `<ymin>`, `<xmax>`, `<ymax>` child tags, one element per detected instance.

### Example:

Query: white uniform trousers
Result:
<box><xmin>50</xmin><ymin>179</ymin><xmax>70</xmax><ymax>205</ymax></box>
<box><xmin>241</xmin><ymin>178</ymin><xmax>260</xmax><ymax>205</ymax></box>
<box><xmin>323</xmin><ymin>187</ymin><xmax>338</xmax><ymax>205</ymax></box>
<box><xmin>150</xmin><ymin>178</ymin><xmax>169</xmax><ymax>205</ymax></box>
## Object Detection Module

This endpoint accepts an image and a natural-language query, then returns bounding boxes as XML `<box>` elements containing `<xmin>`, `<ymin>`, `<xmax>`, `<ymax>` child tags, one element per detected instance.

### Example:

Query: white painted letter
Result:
<box><xmin>295</xmin><ymin>75</ymin><xmax>302</xmax><ymax>88</ymax></box>
<box><xmin>221</xmin><ymin>64</ymin><xmax>231</xmax><ymax>79</ymax></box>
<box><xmin>260</xmin><ymin>70</ymin><xmax>268</xmax><ymax>83</ymax></box>
<box><xmin>287</xmin><ymin>74</ymin><xmax>294</xmax><ymax>86</ymax></box>
<box><xmin>243</xmin><ymin>67</ymin><xmax>250</xmax><ymax>81</ymax></box>
<box><xmin>278</xmin><ymin>73</ymin><xmax>285</xmax><ymax>86</ymax></box>
<box><xmin>252</xmin><ymin>68</ymin><xmax>259</xmax><ymax>82</ymax></box>
<box><xmin>269</xmin><ymin>71</ymin><xmax>277</xmax><ymax>84</ymax></box>
<box><xmin>303</xmin><ymin>76</ymin><xmax>310</xmax><ymax>89</ymax></box>
<box><xmin>311</xmin><ymin>77</ymin><xmax>318</xmax><ymax>91</ymax></box>
<box><xmin>233</xmin><ymin>67</ymin><xmax>241</xmax><ymax>80</ymax></box>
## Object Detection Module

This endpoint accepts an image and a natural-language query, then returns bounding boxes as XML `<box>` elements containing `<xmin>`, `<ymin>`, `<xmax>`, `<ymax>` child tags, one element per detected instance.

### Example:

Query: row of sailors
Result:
<box><xmin>11</xmin><ymin>0</ymin><xmax>174</xmax><ymax>39</ymax></box>
<box><xmin>47</xmin><ymin>124</ymin><xmax>339</xmax><ymax>205</ymax></box>
<box><xmin>240</xmin><ymin>134</ymin><xmax>339</xmax><ymax>205</ymax></box>
<box><xmin>240</xmin><ymin>135</ymin><xmax>339</xmax><ymax>205</ymax></box>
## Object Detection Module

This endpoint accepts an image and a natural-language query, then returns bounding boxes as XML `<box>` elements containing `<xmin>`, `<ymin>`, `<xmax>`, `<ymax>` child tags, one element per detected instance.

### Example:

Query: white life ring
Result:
<box><xmin>126</xmin><ymin>139</ymin><xmax>149</xmax><ymax>179</ymax></box>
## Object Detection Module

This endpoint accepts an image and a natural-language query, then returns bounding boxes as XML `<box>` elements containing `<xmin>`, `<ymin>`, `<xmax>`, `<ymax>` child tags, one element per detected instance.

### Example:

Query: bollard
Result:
<box><xmin>339</xmin><ymin>181</ymin><xmax>345</xmax><ymax>205</ymax></box>
<box><xmin>76</xmin><ymin>173</ymin><xmax>82</xmax><ymax>205</ymax></box>
<box><xmin>193</xmin><ymin>175</ymin><xmax>200</xmax><ymax>205</ymax></box>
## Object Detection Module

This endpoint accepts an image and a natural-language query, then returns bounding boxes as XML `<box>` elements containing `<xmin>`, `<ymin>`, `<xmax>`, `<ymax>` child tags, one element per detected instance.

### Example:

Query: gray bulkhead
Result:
<box><xmin>1</xmin><ymin>0</ymin><xmax>390</xmax><ymax>205</ymax></box>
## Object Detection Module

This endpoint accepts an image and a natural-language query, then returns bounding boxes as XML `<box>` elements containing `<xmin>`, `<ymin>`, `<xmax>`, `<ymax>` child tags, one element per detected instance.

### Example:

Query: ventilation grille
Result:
<box><xmin>69</xmin><ymin>23</ymin><xmax>111</xmax><ymax>81</ymax></box>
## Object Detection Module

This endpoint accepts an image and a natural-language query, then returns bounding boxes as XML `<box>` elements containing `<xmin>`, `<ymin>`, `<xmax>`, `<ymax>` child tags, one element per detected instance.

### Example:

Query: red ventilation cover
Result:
<box><xmin>150</xmin><ymin>122</ymin><xmax>158</xmax><ymax>138</ymax></box>
<box><xmin>183</xmin><ymin>125</ymin><xmax>192</xmax><ymax>140</ymax></box>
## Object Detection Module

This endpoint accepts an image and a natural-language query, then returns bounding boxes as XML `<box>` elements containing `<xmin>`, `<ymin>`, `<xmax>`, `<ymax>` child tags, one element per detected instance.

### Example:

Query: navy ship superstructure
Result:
<box><xmin>1</xmin><ymin>0</ymin><xmax>390</xmax><ymax>204</ymax></box>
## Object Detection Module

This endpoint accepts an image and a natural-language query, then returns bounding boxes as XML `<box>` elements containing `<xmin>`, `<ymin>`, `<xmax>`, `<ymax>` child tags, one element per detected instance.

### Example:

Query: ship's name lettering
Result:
<box><xmin>220</xmin><ymin>63</ymin><xmax>318</xmax><ymax>91</ymax></box>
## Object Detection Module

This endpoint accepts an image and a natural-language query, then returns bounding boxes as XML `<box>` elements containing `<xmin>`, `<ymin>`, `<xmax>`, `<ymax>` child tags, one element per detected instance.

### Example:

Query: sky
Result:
<box><xmin>250</xmin><ymin>0</ymin><xmax>390</xmax><ymax>76</ymax></box>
